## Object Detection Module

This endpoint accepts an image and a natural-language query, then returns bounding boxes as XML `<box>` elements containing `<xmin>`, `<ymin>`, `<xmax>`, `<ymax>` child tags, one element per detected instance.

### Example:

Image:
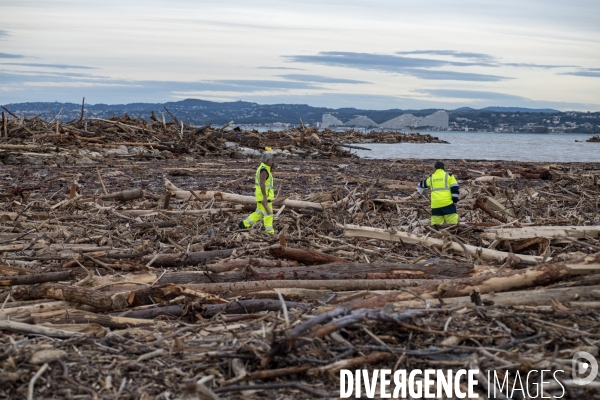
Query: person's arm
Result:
<box><xmin>416</xmin><ymin>176</ymin><xmax>430</xmax><ymax>194</ymax></box>
<box><xmin>449</xmin><ymin>174</ymin><xmax>459</xmax><ymax>203</ymax></box>
<box><xmin>260</xmin><ymin>170</ymin><xmax>272</xmax><ymax>215</ymax></box>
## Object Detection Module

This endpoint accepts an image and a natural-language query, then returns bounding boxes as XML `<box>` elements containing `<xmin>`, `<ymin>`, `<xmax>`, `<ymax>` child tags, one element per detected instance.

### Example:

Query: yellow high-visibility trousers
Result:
<box><xmin>431</xmin><ymin>213</ymin><xmax>459</xmax><ymax>225</ymax></box>
<box><xmin>243</xmin><ymin>202</ymin><xmax>274</xmax><ymax>233</ymax></box>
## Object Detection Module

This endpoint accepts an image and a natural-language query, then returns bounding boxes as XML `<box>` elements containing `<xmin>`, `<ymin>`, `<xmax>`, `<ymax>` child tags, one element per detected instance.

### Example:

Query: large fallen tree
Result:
<box><xmin>341</xmin><ymin>253</ymin><xmax>600</xmax><ymax>309</ymax></box>
<box><xmin>344</xmin><ymin>224</ymin><xmax>542</xmax><ymax>264</ymax></box>
<box><xmin>164</xmin><ymin>178</ymin><xmax>330</xmax><ymax>211</ymax></box>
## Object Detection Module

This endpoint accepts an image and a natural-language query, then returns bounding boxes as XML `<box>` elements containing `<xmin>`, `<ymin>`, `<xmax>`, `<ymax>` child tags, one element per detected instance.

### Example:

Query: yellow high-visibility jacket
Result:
<box><xmin>254</xmin><ymin>162</ymin><xmax>274</xmax><ymax>202</ymax></box>
<box><xmin>419</xmin><ymin>168</ymin><xmax>459</xmax><ymax>209</ymax></box>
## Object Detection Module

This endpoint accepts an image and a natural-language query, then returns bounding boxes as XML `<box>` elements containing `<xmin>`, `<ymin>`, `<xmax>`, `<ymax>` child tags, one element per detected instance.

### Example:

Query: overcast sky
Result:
<box><xmin>1</xmin><ymin>0</ymin><xmax>599</xmax><ymax>110</ymax></box>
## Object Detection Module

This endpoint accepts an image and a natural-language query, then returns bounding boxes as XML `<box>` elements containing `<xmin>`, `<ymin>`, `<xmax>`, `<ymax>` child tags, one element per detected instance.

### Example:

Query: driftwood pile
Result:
<box><xmin>0</xmin><ymin>115</ymin><xmax>600</xmax><ymax>398</ymax></box>
<box><xmin>588</xmin><ymin>135</ymin><xmax>600</xmax><ymax>143</ymax></box>
<box><xmin>0</xmin><ymin>106</ymin><xmax>445</xmax><ymax>164</ymax></box>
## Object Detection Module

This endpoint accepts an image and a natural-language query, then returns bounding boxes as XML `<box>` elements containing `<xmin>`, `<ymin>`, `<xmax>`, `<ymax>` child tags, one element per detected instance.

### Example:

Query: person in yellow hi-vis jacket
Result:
<box><xmin>238</xmin><ymin>152</ymin><xmax>277</xmax><ymax>234</ymax></box>
<box><xmin>416</xmin><ymin>161</ymin><xmax>459</xmax><ymax>226</ymax></box>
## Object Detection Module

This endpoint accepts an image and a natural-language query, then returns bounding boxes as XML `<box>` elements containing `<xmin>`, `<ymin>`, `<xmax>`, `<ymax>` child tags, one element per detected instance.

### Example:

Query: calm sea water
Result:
<box><xmin>350</xmin><ymin>132</ymin><xmax>600</xmax><ymax>162</ymax></box>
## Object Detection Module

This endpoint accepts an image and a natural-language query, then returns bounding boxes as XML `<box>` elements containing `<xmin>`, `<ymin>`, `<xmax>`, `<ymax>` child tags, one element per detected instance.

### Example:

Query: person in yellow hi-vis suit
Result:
<box><xmin>416</xmin><ymin>161</ymin><xmax>459</xmax><ymax>226</ymax></box>
<box><xmin>238</xmin><ymin>152</ymin><xmax>277</xmax><ymax>234</ymax></box>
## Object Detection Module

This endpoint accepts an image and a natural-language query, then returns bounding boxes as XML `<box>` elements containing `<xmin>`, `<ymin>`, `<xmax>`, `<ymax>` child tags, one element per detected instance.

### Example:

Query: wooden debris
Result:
<box><xmin>0</xmin><ymin>113</ymin><xmax>599</xmax><ymax>398</ymax></box>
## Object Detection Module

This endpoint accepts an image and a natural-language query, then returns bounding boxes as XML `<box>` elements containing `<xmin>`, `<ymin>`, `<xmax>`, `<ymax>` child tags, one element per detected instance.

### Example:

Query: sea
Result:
<box><xmin>348</xmin><ymin>132</ymin><xmax>600</xmax><ymax>162</ymax></box>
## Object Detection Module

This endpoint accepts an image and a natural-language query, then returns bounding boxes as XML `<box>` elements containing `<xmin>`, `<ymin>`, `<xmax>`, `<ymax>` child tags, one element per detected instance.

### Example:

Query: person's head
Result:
<box><xmin>434</xmin><ymin>161</ymin><xmax>445</xmax><ymax>170</ymax></box>
<box><xmin>261</xmin><ymin>152</ymin><xmax>276</xmax><ymax>167</ymax></box>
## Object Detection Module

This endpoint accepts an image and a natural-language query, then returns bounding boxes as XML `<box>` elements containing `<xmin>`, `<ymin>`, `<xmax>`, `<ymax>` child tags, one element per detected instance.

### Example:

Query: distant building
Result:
<box><xmin>322</xmin><ymin>114</ymin><xmax>343</xmax><ymax>127</ymax></box>
<box><xmin>322</xmin><ymin>110</ymin><xmax>449</xmax><ymax>129</ymax></box>
<box><xmin>419</xmin><ymin>110</ymin><xmax>449</xmax><ymax>129</ymax></box>
<box><xmin>344</xmin><ymin>115</ymin><xmax>378</xmax><ymax>127</ymax></box>
<box><xmin>379</xmin><ymin>114</ymin><xmax>421</xmax><ymax>129</ymax></box>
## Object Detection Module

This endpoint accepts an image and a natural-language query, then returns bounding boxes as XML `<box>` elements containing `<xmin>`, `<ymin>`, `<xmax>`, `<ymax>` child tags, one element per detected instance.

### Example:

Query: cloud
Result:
<box><xmin>404</xmin><ymin>69</ymin><xmax>508</xmax><ymax>82</ymax></box>
<box><xmin>0</xmin><ymin>68</ymin><xmax>324</xmax><ymax>91</ymax></box>
<box><xmin>396</xmin><ymin>50</ymin><xmax>497</xmax><ymax>63</ymax></box>
<box><xmin>286</xmin><ymin>51</ymin><xmax>483</xmax><ymax>70</ymax></box>
<box><xmin>0</xmin><ymin>30</ymin><xmax>9</xmax><ymax>40</ymax></box>
<box><xmin>285</xmin><ymin>51</ymin><xmax>511</xmax><ymax>81</ymax></box>
<box><xmin>278</xmin><ymin>74</ymin><xmax>369</xmax><ymax>84</ymax></box>
<box><xmin>504</xmin><ymin>62</ymin><xmax>578</xmax><ymax>69</ymax></box>
<box><xmin>1</xmin><ymin>63</ymin><xmax>97</xmax><ymax>70</ymax></box>
<box><xmin>257</xmin><ymin>66</ymin><xmax>304</xmax><ymax>70</ymax></box>
<box><xmin>414</xmin><ymin>89</ymin><xmax>527</xmax><ymax>101</ymax></box>
<box><xmin>0</xmin><ymin>69</ymin><xmax>328</xmax><ymax>104</ymax></box>
<box><xmin>560</xmin><ymin>68</ymin><xmax>600</xmax><ymax>78</ymax></box>
<box><xmin>0</xmin><ymin>52</ymin><xmax>25</xmax><ymax>59</ymax></box>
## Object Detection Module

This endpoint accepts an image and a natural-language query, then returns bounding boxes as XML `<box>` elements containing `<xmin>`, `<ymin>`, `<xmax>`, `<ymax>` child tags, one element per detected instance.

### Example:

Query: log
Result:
<box><xmin>345</xmin><ymin>253</ymin><xmax>600</xmax><ymax>310</ymax></box>
<box><xmin>99</xmin><ymin>188</ymin><xmax>144</xmax><ymax>201</ymax></box>
<box><xmin>344</xmin><ymin>224</ymin><xmax>542</xmax><ymax>264</ymax></box>
<box><xmin>164</xmin><ymin>178</ymin><xmax>328</xmax><ymax>211</ymax></box>
<box><xmin>270</xmin><ymin>246</ymin><xmax>347</xmax><ymax>265</ymax></box>
<box><xmin>203</xmin><ymin>257</ymin><xmax>299</xmax><ymax>273</ymax></box>
<box><xmin>126</xmin><ymin>284</ymin><xmax>227</xmax><ymax>307</ymax></box>
<box><xmin>109</xmin><ymin>305</ymin><xmax>185</xmax><ymax>320</ymax></box>
<box><xmin>201</xmin><ymin>299</ymin><xmax>310</xmax><ymax>317</ymax></box>
<box><xmin>385</xmin><ymin>284</ymin><xmax>600</xmax><ymax>311</ymax></box>
<box><xmin>248</xmin><ymin>260</ymin><xmax>472</xmax><ymax>280</ymax></box>
<box><xmin>237</xmin><ymin>288</ymin><xmax>334</xmax><ymax>302</ymax></box>
<box><xmin>21</xmin><ymin>284</ymin><xmax>130</xmax><ymax>311</ymax></box>
<box><xmin>158</xmin><ymin>270</ymin><xmax>245</xmax><ymax>284</ymax></box>
<box><xmin>0</xmin><ymin>320</ymin><xmax>83</xmax><ymax>338</ymax></box>
<box><xmin>141</xmin><ymin>248</ymin><xmax>237</xmax><ymax>267</ymax></box>
<box><xmin>20</xmin><ymin>283</ymin><xmax>225</xmax><ymax>311</ymax></box>
<box><xmin>0</xmin><ymin>271</ymin><xmax>74</xmax><ymax>286</ymax></box>
<box><xmin>0</xmin><ymin>144</ymin><xmax>40</xmax><ymax>150</ymax></box>
<box><xmin>0</xmin><ymin>301</ymin><xmax>70</xmax><ymax>321</ymax></box>
<box><xmin>186</xmin><ymin>278</ymin><xmax>441</xmax><ymax>294</ymax></box>
<box><xmin>475</xmin><ymin>197</ymin><xmax>509</xmax><ymax>223</ymax></box>
<box><xmin>31</xmin><ymin>309</ymin><xmax>156</xmax><ymax>329</ymax></box>
<box><xmin>482</xmin><ymin>226</ymin><xmax>600</xmax><ymax>241</ymax></box>
<box><xmin>484</xmin><ymin>196</ymin><xmax>514</xmax><ymax>217</ymax></box>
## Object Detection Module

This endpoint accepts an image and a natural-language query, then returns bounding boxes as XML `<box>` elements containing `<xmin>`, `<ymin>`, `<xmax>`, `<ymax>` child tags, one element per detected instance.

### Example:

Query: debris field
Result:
<box><xmin>0</xmin><ymin>110</ymin><xmax>600</xmax><ymax>399</ymax></box>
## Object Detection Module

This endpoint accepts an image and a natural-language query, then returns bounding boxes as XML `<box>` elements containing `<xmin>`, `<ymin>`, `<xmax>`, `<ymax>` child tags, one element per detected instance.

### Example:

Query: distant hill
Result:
<box><xmin>480</xmin><ymin>106</ymin><xmax>559</xmax><ymax>113</ymax></box>
<box><xmin>2</xmin><ymin>99</ymin><xmax>440</xmax><ymax>125</ymax></box>
<box><xmin>453</xmin><ymin>106</ymin><xmax>559</xmax><ymax>113</ymax></box>
<box><xmin>2</xmin><ymin>99</ymin><xmax>597</xmax><ymax>133</ymax></box>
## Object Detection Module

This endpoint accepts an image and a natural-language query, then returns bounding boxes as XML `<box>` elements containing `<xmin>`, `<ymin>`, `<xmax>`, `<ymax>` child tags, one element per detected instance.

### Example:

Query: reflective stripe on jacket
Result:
<box><xmin>254</xmin><ymin>162</ymin><xmax>274</xmax><ymax>201</ymax></box>
<box><xmin>421</xmin><ymin>168</ymin><xmax>458</xmax><ymax>209</ymax></box>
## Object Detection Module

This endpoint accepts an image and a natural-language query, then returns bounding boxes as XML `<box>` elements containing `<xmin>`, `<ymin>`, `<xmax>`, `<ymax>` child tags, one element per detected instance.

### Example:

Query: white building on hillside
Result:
<box><xmin>322</xmin><ymin>110</ymin><xmax>449</xmax><ymax>129</ymax></box>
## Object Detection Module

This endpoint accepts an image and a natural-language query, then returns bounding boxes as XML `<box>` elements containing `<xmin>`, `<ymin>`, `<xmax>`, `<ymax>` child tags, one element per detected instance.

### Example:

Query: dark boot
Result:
<box><xmin>238</xmin><ymin>221</ymin><xmax>245</xmax><ymax>229</ymax></box>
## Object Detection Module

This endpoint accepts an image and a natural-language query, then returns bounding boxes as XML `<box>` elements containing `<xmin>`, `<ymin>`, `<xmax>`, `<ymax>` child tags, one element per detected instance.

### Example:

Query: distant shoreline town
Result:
<box><xmin>2</xmin><ymin>99</ymin><xmax>599</xmax><ymax>134</ymax></box>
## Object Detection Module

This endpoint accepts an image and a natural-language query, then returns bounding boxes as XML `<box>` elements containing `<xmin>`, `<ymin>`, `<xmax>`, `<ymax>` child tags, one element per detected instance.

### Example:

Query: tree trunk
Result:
<box><xmin>21</xmin><ymin>283</ymin><xmax>130</xmax><ymax>311</ymax></box>
<box><xmin>0</xmin><ymin>320</ymin><xmax>83</xmax><ymax>338</ymax></box>
<box><xmin>481</xmin><ymin>226</ymin><xmax>600</xmax><ymax>241</ymax></box>
<box><xmin>251</xmin><ymin>260</ymin><xmax>472</xmax><ymax>280</ymax></box>
<box><xmin>142</xmin><ymin>248</ymin><xmax>237</xmax><ymax>267</ymax></box>
<box><xmin>200</xmin><ymin>299</ymin><xmax>310</xmax><ymax>317</ymax></box>
<box><xmin>0</xmin><ymin>271</ymin><xmax>74</xmax><ymax>286</ymax></box>
<box><xmin>108</xmin><ymin>305</ymin><xmax>185</xmax><ymax>320</ymax></box>
<box><xmin>31</xmin><ymin>309</ymin><xmax>155</xmax><ymax>329</ymax></box>
<box><xmin>164</xmin><ymin>178</ymin><xmax>329</xmax><ymax>211</ymax></box>
<box><xmin>385</xmin><ymin>284</ymin><xmax>600</xmax><ymax>311</ymax></box>
<box><xmin>186</xmin><ymin>278</ymin><xmax>441</xmax><ymax>294</ymax></box>
<box><xmin>237</xmin><ymin>288</ymin><xmax>334</xmax><ymax>302</ymax></box>
<box><xmin>475</xmin><ymin>196</ymin><xmax>509</xmax><ymax>223</ymax></box>
<box><xmin>203</xmin><ymin>257</ymin><xmax>299</xmax><ymax>273</ymax></box>
<box><xmin>345</xmin><ymin>253</ymin><xmax>600</xmax><ymax>310</ymax></box>
<box><xmin>344</xmin><ymin>224</ymin><xmax>542</xmax><ymax>264</ymax></box>
<box><xmin>270</xmin><ymin>246</ymin><xmax>347</xmax><ymax>265</ymax></box>
<box><xmin>99</xmin><ymin>188</ymin><xmax>144</xmax><ymax>201</ymax></box>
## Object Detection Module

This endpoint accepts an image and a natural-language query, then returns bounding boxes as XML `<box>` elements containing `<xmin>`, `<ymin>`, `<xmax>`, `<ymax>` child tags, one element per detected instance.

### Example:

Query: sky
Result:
<box><xmin>1</xmin><ymin>0</ymin><xmax>599</xmax><ymax>111</ymax></box>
